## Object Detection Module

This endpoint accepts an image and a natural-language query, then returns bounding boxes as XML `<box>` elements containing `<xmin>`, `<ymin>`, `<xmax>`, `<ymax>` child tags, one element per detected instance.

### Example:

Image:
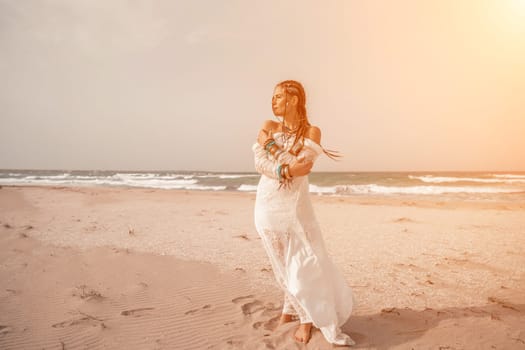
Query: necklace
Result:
<box><xmin>283</xmin><ymin>123</ymin><xmax>299</xmax><ymax>132</ymax></box>
<box><xmin>281</xmin><ymin>122</ymin><xmax>298</xmax><ymax>143</ymax></box>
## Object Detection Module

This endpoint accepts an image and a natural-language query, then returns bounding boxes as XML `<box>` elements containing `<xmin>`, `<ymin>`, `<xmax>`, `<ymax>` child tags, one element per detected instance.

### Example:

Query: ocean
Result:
<box><xmin>1</xmin><ymin>169</ymin><xmax>525</xmax><ymax>201</ymax></box>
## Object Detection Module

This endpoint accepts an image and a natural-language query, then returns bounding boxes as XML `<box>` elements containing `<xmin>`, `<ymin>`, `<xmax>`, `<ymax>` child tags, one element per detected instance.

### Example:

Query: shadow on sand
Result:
<box><xmin>342</xmin><ymin>298</ymin><xmax>525</xmax><ymax>349</ymax></box>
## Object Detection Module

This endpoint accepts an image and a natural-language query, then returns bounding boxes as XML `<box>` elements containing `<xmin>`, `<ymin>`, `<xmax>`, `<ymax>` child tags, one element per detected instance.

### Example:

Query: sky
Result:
<box><xmin>1</xmin><ymin>0</ymin><xmax>524</xmax><ymax>172</ymax></box>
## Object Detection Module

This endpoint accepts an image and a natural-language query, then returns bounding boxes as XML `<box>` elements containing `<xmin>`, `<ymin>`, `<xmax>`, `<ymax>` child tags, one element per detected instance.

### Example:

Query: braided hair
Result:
<box><xmin>277</xmin><ymin>80</ymin><xmax>341</xmax><ymax>160</ymax></box>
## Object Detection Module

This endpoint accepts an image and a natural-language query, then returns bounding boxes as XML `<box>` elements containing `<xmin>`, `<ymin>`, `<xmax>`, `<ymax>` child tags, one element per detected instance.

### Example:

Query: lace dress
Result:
<box><xmin>252</xmin><ymin>132</ymin><xmax>355</xmax><ymax>346</ymax></box>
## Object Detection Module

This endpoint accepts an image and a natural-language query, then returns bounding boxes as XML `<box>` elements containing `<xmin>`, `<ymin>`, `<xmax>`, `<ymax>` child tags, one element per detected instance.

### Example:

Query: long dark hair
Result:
<box><xmin>278</xmin><ymin>80</ymin><xmax>341</xmax><ymax>160</ymax></box>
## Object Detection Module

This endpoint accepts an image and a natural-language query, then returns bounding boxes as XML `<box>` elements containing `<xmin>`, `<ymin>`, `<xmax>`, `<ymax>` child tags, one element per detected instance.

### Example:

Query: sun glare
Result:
<box><xmin>493</xmin><ymin>0</ymin><xmax>525</xmax><ymax>34</ymax></box>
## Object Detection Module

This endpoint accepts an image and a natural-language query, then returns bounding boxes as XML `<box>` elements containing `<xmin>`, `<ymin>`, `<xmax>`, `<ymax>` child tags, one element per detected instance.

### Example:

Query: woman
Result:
<box><xmin>252</xmin><ymin>80</ymin><xmax>355</xmax><ymax>345</ymax></box>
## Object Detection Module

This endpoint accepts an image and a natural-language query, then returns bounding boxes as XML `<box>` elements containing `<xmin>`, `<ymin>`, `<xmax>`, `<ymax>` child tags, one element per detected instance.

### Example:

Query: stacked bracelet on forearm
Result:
<box><xmin>277</xmin><ymin>163</ymin><xmax>293</xmax><ymax>189</ymax></box>
<box><xmin>264</xmin><ymin>138</ymin><xmax>279</xmax><ymax>157</ymax></box>
<box><xmin>264</xmin><ymin>138</ymin><xmax>293</xmax><ymax>189</ymax></box>
<box><xmin>265</xmin><ymin>137</ymin><xmax>304</xmax><ymax>158</ymax></box>
<box><xmin>265</xmin><ymin>138</ymin><xmax>287</xmax><ymax>160</ymax></box>
<box><xmin>264</xmin><ymin>138</ymin><xmax>275</xmax><ymax>151</ymax></box>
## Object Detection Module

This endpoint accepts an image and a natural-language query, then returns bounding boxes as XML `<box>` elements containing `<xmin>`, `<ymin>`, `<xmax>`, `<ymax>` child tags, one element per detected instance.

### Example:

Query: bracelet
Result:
<box><xmin>268</xmin><ymin>144</ymin><xmax>279</xmax><ymax>154</ymax></box>
<box><xmin>277</xmin><ymin>164</ymin><xmax>293</xmax><ymax>190</ymax></box>
<box><xmin>284</xmin><ymin>164</ymin><xmax>292</xmax><ymax>179</ymax></box>
<box><xmin>264</xmin><ymin>139</ymin><xmax>276</xmax><ymax>151</ymax></box>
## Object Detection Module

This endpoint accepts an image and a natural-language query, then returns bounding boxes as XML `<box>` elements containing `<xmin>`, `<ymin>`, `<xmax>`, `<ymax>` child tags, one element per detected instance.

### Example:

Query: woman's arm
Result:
<box><xmin>297</xmin><ymin>138</ymin><xmax>324</xmax><ymax>164</ymax></box>
<box><xmin>252</xmin><ymin>142</ymin><xmax>280</xmax><ymax>179</ymax></box>
<box><xmin>253</xmin><ymin>121</ymin><xmax>317</xmax><ymax>179</ymax></box>
<box><xmin>253</xmin><ymin>141</ymin><xmax>313</xmax><ymax>179</ymax></box>
<box><xmin>253</xmin><ymin>120</ymin><xmax>282</xmax><ymax>179</ymax></box>
<box><xmin>257</xmin><ymin>123</ymin><xmax>297</xmax><ymax>164</ymax></box>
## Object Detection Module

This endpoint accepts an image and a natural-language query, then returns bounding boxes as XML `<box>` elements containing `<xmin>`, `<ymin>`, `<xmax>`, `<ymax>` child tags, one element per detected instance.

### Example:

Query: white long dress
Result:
<box><xmin>252</xmin><ymin>132</ymin><xmax>355</xmax><ymax>346</ymax></box>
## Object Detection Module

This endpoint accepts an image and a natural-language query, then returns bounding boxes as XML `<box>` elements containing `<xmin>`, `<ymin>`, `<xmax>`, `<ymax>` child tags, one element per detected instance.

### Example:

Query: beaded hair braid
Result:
<box><xmin>277</xmin><ymin>80</ymin><xmax>341</xmax><ymax>160</ymax></box>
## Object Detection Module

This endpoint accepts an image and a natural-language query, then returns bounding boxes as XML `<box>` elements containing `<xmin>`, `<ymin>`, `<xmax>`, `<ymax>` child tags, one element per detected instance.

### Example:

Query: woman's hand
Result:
<box><xmin>289</xmin><ymin>158</ymin><xmax>313</xmax><ymax>177</ymax></box>
<box><xmin>257</xmin><ymin>129</ymin><xmax>273</xmax><ymax>146</ymax></box>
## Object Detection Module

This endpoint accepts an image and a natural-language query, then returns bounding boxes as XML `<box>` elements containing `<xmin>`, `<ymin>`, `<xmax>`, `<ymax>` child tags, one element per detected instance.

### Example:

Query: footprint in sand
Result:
<box><xmin>232</xmin><ymin>296</ymin><xmax>281</xmax><ymax>329</ymax></box>
<box><xmin>121</xmin><ymin>307</ymin><xmax>155</xmax><ymax>316</ymax></box>
<box><xmin>184</xmin><ymin>304</ymin><xmax>212</xmax><ymax>315</ymax></box>
<box><xmin>185</xmin><ymin>308</ymin><xmax>199</xmax><ymax>315</ymax></box>
<box><xmin>225</xmin><ymin>338</ymin><xmax>244</xmax><ymax>346</ymax></box>
<box><xmin>73</xmin><ymin>285</ymin><xmax>104</xmax><ymax>300</ymax></box>
<box><xmin>261</xmin><ymin>302</ymin><xmax>281</xmax><ymax>317</ymax></box>
<box><xmin>0</xmin><ymin>325</ymin><xmax>10</xmax><ymax>335</ymax></box>
<box><xmin>234</xmin><ymin>234</ymin><xmax>250</xmax><ymax>240</ymax></box>
<box><xmin>52</xmin><ymin>320</ymin><xmax>71</xmax><ymax>328</ymax></box>
<box><xmin>241</xmin><ymin>300</ymin><xmax>265</xmax><ymax>315</ymax></box>
<box><xmin>261</xmin><ymin>315</ymin><xmax>280</xmax><ymax>331</ymax></box>
<box><xmin>245</xmin><ymin>300</ymin><xmax>281</xmax><ymax>331</ymax></box>
<box><xmin>394</xmin><ymin>263</ymin><xmax>426</xmax><ymax>272</ymax></box>
<box><xmin>392</xmin><ymin>217</ymin><xmax>416</xmax><ymax>223</ymax></box>
<box><xmin>262</xmin><ymin>339</ymin><xmax>276</xmax><ymax>349</ymax></box>
<box><xmin>52</xmin><ymin>312</ymin><xmax>104</xmax><ymax>328</ymax></box>
<box><xmin>381</xmin><ymin>307</ymin><xmax>401</xmax><ymax>316</ymax></box>
<box><xmin>232</xmin><ymin>295</ymin><xmax>266</xmax><ymax>315</ymax></box>
<box><xmin>231</xmin><ymin>295</ymin><xmax>254</xmax><ymax>304</ymax></box>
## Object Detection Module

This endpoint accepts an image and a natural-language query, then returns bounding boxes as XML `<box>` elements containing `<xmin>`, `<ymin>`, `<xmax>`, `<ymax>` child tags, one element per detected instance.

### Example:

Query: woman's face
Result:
<box><xmin>272</xmin><ymin>85</ymin><xmax>287</xmax><ymax>117</ymax></box>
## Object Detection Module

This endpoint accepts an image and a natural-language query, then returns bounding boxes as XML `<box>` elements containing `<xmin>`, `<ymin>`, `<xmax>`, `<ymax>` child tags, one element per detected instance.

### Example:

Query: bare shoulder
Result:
<box><xmin>305</xmin><ymin>125</ymin><xmax>321</xmax><ymax>144</ymax></box>
<box><xmin>260</xmin><ymin>119</ymin><xmax>280</xmax><ymax>133</ymax></box>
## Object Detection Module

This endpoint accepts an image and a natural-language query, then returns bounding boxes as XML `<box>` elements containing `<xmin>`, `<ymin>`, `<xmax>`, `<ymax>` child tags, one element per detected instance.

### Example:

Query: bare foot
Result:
<box><xmin>293</xmin><ymin>323</ymin><xmax>312</xmax><ymax>344</ymax></box>
<box><xmin>278</xmin><ymin>313</ymin><xmax>293</xmax><ymax>326</ymax></box>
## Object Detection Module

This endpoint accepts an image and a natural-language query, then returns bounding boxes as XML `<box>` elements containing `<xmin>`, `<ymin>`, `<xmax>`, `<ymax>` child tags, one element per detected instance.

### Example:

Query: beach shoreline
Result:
<box><xmin>1</xmin><ymin>185</ymin><xmax>524</xmax><ymax>349</ymax></box>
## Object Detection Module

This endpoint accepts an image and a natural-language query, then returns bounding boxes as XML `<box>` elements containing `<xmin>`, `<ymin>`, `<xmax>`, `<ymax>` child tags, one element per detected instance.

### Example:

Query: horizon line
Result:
<box><xmin>1</xmin><ymin>168</ymin><xmax>525</xmax><ymax>174</ymax></box>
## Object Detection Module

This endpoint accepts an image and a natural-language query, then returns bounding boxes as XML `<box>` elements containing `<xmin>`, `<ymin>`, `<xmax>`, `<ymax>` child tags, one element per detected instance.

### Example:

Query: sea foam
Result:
<box><xmin>409</xmin><ymin>175</ymin><xmax>525</xmax><ymax>184</ymax></box>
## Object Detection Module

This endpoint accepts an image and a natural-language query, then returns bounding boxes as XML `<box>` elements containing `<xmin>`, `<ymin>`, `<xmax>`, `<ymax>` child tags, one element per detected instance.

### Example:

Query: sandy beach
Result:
<box><xmin>1</xmin><ymin>185</ymin><xmax>524</xmax><ymax>349</ymax></box>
